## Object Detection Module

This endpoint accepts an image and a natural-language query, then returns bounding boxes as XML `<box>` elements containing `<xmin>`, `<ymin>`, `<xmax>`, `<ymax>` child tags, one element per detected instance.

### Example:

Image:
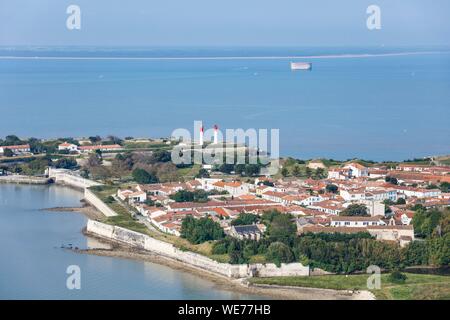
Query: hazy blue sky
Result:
<box><xmin>1</xmin><ymin>0</ymin><xmax>449</xmax><ymax>46</ymax></box>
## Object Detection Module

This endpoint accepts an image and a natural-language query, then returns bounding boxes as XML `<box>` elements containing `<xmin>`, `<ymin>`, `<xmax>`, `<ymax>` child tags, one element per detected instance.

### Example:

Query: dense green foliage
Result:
<box><xmin>412</xmin><ymin>208</ymin><xmax>449</xmax><ymax>238</ymax></box>
<box><xmin>180</xmin><ymin>215</ymin><xmax>224</xmax><ymax>244</ymax></box>
<box><xmin>340</xmin><ymin>204</ymin><xmax>369</xmax><ymax>216</ymax></box>
<box><xmin>195</xmin><ymin>168</ymin><xmax>210</xmax><ymax>178</ymax></box>
<box><xmin>325</xmin><ymin>184</ymin><xmax>338</xmax><ymax>193</ymax></box>
<box><xmin>54</xmin><ymin>158</ymin><xmax>78</xmax><ymax>169</ymax></box>
<box><xmin>170</xmin><ymin>190</ymin><xmax>210</xmax><ymax>202</ymax></box>
<box><xmin>132</xmin><ymin>168</ymin><xmax>159</xmax><ymax>184</ymax></box>
<box><xmin>231</xmin><ymin>213</ymin><xmax>258</xmax><ymax>226</ymax></box>
<box><xmin>388</xmin><ymin>270</ymin><xmax>407</xmax><ymax>284</ymax></box>
<box><xmin>266</xmin><ymin>213</ymin><xmax>297</xmax><ymax>244</ymax></box>
<box><xmin>2</xmin><ymin>148</ymin><xmax>14</xmax><ymax>157</ymax></box>
<box><xmin>265</xmin><ymin>242</ymin><xmax>294</xmax><ymax>266</ymax></box>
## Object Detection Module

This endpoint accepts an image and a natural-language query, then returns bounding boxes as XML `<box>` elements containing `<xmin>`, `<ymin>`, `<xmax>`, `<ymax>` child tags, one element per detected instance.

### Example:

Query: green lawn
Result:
<box><xmin>249</xmin><ymin>273</ymin><xmax>450</xmax><ymax>300</ymax></box>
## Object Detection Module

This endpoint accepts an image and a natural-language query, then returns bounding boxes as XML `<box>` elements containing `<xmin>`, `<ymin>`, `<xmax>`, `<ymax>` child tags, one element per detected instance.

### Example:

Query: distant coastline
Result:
<box><xmin>0</xmin><ymin>50</ymin><xmax>446</xmax><ymax>60</ymax></box>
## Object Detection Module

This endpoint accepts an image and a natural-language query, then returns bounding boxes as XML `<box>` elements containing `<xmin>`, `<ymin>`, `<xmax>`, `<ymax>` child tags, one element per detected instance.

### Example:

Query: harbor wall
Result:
<box><xmin>86</xmin><ymin>220</ymin><xmax>310</xmax><ymax>278</ymax></box>
<box><xmin>84</xmin><ymin>189</ymin><xmax>118</xmax><ymax>217</ymax></box>
<box><xmin>47</xmin><ymin>168</ymin><xmax>100</xmax><ymax>190</ymax></box>
<box><xmin>0</xmin><ymin>175</ymin><xmax>51</xmax><ymax>185</ymax></box>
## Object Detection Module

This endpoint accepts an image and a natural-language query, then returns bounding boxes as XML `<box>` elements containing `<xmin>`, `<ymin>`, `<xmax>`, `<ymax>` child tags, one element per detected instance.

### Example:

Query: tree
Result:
<box><xmin>169</xmin><ymin>189</ymin><xmax>210</xmax><ymax>202</ymax></box>
<box><xmin>180</xmin><ymin>215</ymin><xmax>224</xmax><ymax>244</ymax></box>
<box><xmin>440</xmin><ymin>182</ymin><xmax>450</xmax><ymax>193</ymax></box>
<box><xmin>340</xmin><ymin>204</ymin><xmax>369</xmax><ymax>217</ymax></box>
<box><xmin>132</xmin><ymin>168</ymin><xmax>158</xmax><ymax>184</ymax></box>
<box><xmin>267</xmin><ymin>213</ymin><xmax>297</xmax><ymax>244</ymax></box>
<box><xmin>292</xmin><ymin>165</ymin><xmax>301</xmax><ymax>177</ymax></box>
<box><xmin>261</xmin><ymin>209</ymin><xmax>282</xmax><ymax>224</ymax></box>
<box><xmin>86</xmin><ymin>153</ymin><xmax>102</xmax><ymax>167</ymax></box>
<box><xmin>388</xmin><ymin>271</ymin><xmax>407</xmax><ymax>284</ymax></box>
<box><xmin>281</xmin><ymin>167</ymin><xmax>289</xmax><ymax>177</ymax></box>
<box><xmin>396</xmin><ymin>198</ymin><xmax>406</xmax><ymax>205</ymax></box>
<box><xmin>313</xmin><ymin>168</ymin><xmax>326</xmax><ymax>180</ymax></box>
<box><xmin>105</xmin><ymin>135</ymin><xmax>123</xmax><ymax>145</ymax></box>
<box><xmin>152</xmin><ymin>150</ymin><xmax>171</xmax><ymax>163</ymax></box>
<box><xmin>55</xmin><ymin>158</ymin><xmax>78</xmax><ymax>169</ymax></box>
<box><xmin>196</xmin><ymin>168</ymin><xmax>210</xmax><ymax>178</ymax></box>
<box><xmin>325</xmin><ymin>184</ymin><xmax>338</xmax><ymax>194</ymax></box>
<box><xmin>305</xmin><ymin>167</ymin><xmax>312</xmax><ymax>178</ymax></box>
<box><xmin>385</xmin><ymin>176</ymin><xmax>398</xmax><ymax>185</ymax></box>
<box><xmin>412</xmin><ymin>208</ymin><xmax>447</xmax><ymax>238</ymax></box>
<box><xmin>244</xmin><ymin>164</ymin><xmax>260</xmax><ymax>177</ymax></box>
<box><xmin>265</xmin><ymin>242</ymin><xmax>294</xmax><ymax>267</ymax></box>
<box><xmin>3</xmin><ymin>135</ymin><xmax>22</xmax><ymax>146</ymax></box>
<box><xmin>217</xmin><ymin>163</ymin><xmax>234</xmax><ymax>174</ymax></box>
<box><xmin>231</xmin><ymin>213</ymin><xmax>258</xmax><ymax>226</ymax></box>
<box><xmin>89</xmin><ymin>136</ymin><xmax>102</xmax><ymax>143</ymax></box>
<box><xmin>3</xmin><ymin>148</ymin><xmax>14</xmax><ymax>157</ymax></box>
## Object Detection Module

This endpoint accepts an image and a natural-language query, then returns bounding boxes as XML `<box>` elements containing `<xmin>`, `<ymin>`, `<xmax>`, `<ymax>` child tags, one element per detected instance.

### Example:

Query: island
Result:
<box><xmin>1</xmin><ymin>134</ymin><xmax>449</xmax><ymax>300</ymax></box>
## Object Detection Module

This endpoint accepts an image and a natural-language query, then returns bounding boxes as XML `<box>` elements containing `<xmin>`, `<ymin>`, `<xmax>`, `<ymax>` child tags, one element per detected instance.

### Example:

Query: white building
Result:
<box><xmin>344</xmin><ymin>162</ymin><xmax>369</xmax><ymax>178</ymax></box>
<box><xmin>117</xmin><ymin>189</ymin><xmax>147</xmax><ymax>203</ymax></box>
<box><xmin>358</xmin><ymin>199</ymin><xmax>385</xmax><ymax>217</ymax></box>
<box><xmin>330</xmin><ymin>216</ymin><xmax>386</xmax><ymax>227</ymax></box>
<box><xmin>0</xmin><ymin>144</ymin><xmax>31</xmax><ymax>155</ymax></box>
<box><xmin>396</xmin><ymin>186</ymin><xmax>442</xmax><ymax>199</ymax></box>
<box><xmin>58</xmin><ymin>142</ymin><xmax>79</xmax><ymax>152</ymax></box>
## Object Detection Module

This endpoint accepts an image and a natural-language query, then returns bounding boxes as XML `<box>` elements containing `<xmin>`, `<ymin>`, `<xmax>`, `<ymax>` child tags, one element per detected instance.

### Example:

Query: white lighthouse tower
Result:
<box><xmin>199</xmin><ymin>125</ymin><xmax>204</xmax><ymax>146</ymax></box>
<box><xmin>213</xmin><ymin>125</ymin><xmax>219</xmax><ymax>144</ymax></box>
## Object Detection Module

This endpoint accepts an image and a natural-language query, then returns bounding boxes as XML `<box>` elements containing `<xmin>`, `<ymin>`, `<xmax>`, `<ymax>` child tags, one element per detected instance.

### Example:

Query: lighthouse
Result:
<box><xmin>213</xmin><ymin>125</ymin><xmax>219</xmax><ymax>144</ymax></box>
<box><xmin>199</xmin><ymin>125</ymin><xmax>204</xmax><ymax>146</ymax></box>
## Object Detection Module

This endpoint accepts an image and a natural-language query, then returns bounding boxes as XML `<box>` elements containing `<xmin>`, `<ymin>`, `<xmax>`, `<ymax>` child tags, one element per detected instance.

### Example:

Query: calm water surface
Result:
<box><xmin>0</xmin><ymin>184</ymin><xmax>262</xmax><ymax>299</ymax></box>
<box><xmin>0</xmin><ymin>47</ymin><xmax>449</xmax><ymax>161</ymax></box>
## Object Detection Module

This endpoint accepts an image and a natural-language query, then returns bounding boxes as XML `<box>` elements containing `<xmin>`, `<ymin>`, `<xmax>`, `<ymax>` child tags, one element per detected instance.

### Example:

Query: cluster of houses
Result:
<box><xmin>58</xmin><ymin>142</ymin><xmax>123</xmax><ymax>154</ymax></box>
<box><xmin>0</xmin><ymin>144</ymin><xmax>31</xmax><ymax>156</ymax></box>
<box><xmin>0</xmin><ymin>142</ymin><xmax>124</xmax><ymax>157</ymax></box>
<box><xmin>111</xmin><ymin>161</ymin><xmax>449</xmax><ymax>247</ymax></box>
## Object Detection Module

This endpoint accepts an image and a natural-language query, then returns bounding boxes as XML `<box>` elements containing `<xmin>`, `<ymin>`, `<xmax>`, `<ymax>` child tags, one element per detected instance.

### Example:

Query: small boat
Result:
<box><xmin>290</xmin><ymin>62</ymin><xmax>312</xmax><ymax>70</ymax></box>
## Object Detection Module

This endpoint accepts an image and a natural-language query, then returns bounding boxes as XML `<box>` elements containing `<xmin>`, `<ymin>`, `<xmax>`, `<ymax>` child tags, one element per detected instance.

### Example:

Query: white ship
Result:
<box><xmin>290</xmin><ymin>62</ymin><xmax>312</xmax><ymax>70</ymax></box>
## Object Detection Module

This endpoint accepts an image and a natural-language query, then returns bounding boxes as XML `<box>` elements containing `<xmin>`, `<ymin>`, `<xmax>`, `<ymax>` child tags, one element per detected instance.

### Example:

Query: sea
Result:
<box><xmin>0</xmin><ymin>184</ymin><xmax>263</xmax><ymax>299</ymax></box>
<box><xmin>0</xmin><ymin>46</ymin><xmax>449</xmax><ymax>161</ymax></box>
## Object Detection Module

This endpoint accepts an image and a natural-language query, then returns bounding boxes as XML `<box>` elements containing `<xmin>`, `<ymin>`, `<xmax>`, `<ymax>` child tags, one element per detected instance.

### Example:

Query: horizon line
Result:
<box><xmin>0</xmin><ymin>50</ymin><xmax>447</xmax><ymax>61</ymax></box>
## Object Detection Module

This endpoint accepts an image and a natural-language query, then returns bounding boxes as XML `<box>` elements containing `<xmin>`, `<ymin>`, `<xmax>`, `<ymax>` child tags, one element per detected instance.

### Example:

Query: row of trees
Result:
<box><xmin>281</xmin><ymin>166</ymin><xmax>326</xmax><ymax>180</ymax></box>
<box><xmin>180</xmin><ymin>216</ymin><xmax>224</xmax><ymax>244</ymax></box>
<box><xmin>3</xmin><ymin>156</ymin><xmax>78</xmax><ymax>175</ymax></box>
<box><xmin>180</xmin><ymin>208</ymin><xmax>450</xmax><ymax>272</ymax></box>
<box><xmin>214</xmin><ymin>163</ymin><xmax>262</xmax><ymax>177</ymax></box>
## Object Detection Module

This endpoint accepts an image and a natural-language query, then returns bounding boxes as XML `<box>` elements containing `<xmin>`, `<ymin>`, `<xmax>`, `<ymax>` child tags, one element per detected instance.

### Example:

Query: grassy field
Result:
<box><xmin>249</xmin><ymin>273</ymin><xmax>450</xmax><ymax>300</ymax></box>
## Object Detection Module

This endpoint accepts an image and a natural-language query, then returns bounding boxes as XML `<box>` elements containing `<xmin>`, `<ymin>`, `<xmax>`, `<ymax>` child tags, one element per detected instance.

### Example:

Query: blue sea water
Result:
<box><xmin>0</xmin><ymin>184</ymin><xmax>263</xmax><ymax>299</ymax></box>
<box><xmin>0</xmin><ymin>47</ymin><xmax>449</xmax><ymax>161</ymax></box>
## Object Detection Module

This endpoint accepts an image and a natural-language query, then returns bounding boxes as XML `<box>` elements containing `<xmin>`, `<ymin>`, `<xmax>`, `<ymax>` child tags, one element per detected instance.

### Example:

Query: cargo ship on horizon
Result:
<box><xmin>290</xmin><ymin>62</ymin><xmax>312</xmax><ymax>70</ymax></box>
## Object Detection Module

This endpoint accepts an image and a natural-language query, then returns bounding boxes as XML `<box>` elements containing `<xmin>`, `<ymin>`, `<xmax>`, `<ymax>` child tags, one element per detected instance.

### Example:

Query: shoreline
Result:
<box><xmin>78</xmin><ymin>231</ymin><xmax>374</xmax><ymax>300</ymax></box>
<box><xmin>6</xmin><ymin>180</ymin><xmax>375</xmax><ymax>299</ymax></box>
<box><xmin>40</xmin><ymin>202</ymin><xmax>105</xmax><ymax>220</ymax></box>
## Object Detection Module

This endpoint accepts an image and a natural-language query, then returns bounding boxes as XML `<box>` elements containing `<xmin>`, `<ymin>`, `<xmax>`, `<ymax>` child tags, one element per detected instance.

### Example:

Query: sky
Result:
<box><xmin>0</xmin><ymin>0</ymin><xmax>449</xmax><ymax>47</ymax></box>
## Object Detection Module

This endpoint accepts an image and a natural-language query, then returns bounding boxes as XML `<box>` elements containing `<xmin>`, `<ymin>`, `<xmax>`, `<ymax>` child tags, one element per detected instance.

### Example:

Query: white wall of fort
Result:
<box><xmin>86</xmin><ymin>220</ymin><xmax>310</xmax><ymax>278</ymax></box>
